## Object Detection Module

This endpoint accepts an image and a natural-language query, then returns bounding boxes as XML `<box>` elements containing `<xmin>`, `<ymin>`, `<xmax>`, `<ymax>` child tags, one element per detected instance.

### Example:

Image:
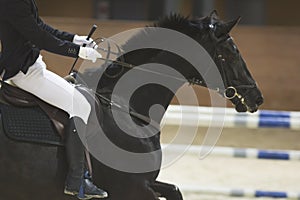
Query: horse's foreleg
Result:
<box><xmin>151</xmin><ymin>181</ymin><xmax>183</xmax><ymax>200</ymax></box>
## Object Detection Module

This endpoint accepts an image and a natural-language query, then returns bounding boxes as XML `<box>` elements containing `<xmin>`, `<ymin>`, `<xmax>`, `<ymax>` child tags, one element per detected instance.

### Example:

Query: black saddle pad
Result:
<box><xmin>0</xmin><ymin>104</ymin><xmax>63</xmax><ymax>146</ymax></box>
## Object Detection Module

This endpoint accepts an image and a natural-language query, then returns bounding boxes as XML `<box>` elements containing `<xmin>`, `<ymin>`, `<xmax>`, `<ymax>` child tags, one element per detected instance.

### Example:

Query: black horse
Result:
<box><xmin>0</xmin><ymin>11</ymin><xmax>263</xmax><ymax>200</ymax></box>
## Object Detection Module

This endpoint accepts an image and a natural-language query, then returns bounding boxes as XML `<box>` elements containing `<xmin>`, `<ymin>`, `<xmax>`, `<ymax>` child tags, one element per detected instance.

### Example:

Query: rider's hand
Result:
<box><xmin>73</xmin><ymin>35</ymin><xmax>98</xmax><ymax>49</ymax></box>
<box><xmin>78</xmin><ymin>47</ymin><xmax>102</xmax><ymax>63</ymax></box>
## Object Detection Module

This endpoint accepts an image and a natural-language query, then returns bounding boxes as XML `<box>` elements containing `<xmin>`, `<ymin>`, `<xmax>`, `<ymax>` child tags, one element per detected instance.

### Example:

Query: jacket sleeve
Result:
<box><xmin>37</xmin><ymin>17</ymin><xmax>75</xmax><ymax>42</ymax></box>
<box><xmin>5</xmin><ymin>0</ymin><xmax>80</xmax><ymax>58</ymax></box>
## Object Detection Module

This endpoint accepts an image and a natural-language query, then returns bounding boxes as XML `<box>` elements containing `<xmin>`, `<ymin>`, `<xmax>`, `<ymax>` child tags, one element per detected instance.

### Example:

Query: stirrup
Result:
<box><xmin>78</xmin><ymin>179</ymin><xmax>108</xmax><ymax>199</ymax></box>
<box><xmin>65</xmin><ymin>180</ymin><xmax>108</xmax><ymax>199</ymax></box>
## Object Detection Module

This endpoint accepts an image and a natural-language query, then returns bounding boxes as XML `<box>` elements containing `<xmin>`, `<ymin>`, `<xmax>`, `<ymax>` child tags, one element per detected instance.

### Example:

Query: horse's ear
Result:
<box><xmin>215</xmin><ymin>16</ymin><xmax>241</xmax><ymax>37</ymax></box>
<box><xmin>209</xmin><ymin>10</ymin><xmax>219</xmax><ymax>20</ymax></box>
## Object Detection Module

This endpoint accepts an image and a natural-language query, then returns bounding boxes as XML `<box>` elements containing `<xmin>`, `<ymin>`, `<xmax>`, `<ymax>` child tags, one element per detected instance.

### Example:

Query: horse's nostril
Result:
<box><xmin>256</xmin><ymin>97</ymin><xmax>264</xmax><ymax>106</ymax></box>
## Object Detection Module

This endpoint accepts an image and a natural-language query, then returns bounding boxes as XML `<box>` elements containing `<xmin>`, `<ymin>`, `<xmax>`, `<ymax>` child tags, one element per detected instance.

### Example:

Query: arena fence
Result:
<box><xmin>178</xmin><ymin>185</ymin><xmax>300</xmax><ymax>199</ymax></box>
<box><xmin>162</xmin><ymin>105</ymin><xmax>300</xmax><ymax>198</ymax></box>
<box><xmin>161</xmin><ymin>144</ymin><xmax>300</xmax><ymax>199</ymax></box>
<box><xmin>162</xmin><ymin>105</ymin><xmax>300</xmax><ymax>130</ymax></box>
<box><xmin>161</xmin><ymin>144</ymin><xmax>300</xmax><ymax>161</ymax></box>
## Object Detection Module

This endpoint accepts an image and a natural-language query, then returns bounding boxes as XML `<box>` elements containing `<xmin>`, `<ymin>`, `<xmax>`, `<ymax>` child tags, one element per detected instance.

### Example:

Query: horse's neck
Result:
<box><xmin>93</xmin><ymin>50</ymin><xmax>188</xmax><ymax>125</ymax></box>
<box><xmin>129</xmin><ymin>83</ymin><xmax>182</xmax><ymax>125</ymax></box>
<box><xmin>126</xmin><ymin>50</ymin><xmax>192</xmax><ymax>124</ymax></box>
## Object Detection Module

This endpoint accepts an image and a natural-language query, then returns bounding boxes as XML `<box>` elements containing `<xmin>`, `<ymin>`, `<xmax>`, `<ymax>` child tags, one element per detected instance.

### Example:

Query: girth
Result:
<box><xmin>0</xmin><ymin>81</ymin><xmax>69</xmax><ymax>138</ymax></box>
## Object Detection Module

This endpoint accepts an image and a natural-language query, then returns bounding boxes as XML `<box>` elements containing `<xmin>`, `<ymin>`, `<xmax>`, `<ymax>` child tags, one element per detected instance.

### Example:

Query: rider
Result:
<box><xmin>0</xmin><ymin>0</ymin><xmax>108</xmax><ymax>199</ymax></box>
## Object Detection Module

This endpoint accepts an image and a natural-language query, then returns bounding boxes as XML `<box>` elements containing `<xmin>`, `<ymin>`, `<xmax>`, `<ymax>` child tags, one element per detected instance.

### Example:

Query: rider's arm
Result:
<box><xmin>5</xmin><ymin>0</ymin><xmax>79</xmax><ymax>58</ymax></box>
<box><xmin>37</xmin><ymin>17</ymin><xmax>76</xmax><ymax>42</ymax></box>
<box><xmin>37</xmin><ymin>19</ymin><xmax>97</xmax><ymax>49</ymax></box>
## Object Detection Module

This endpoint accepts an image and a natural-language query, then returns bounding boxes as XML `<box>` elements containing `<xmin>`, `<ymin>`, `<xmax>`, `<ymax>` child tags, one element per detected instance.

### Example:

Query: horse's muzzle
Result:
<box><xmin>232</xmin><ymin>88</ymin><xmax>264</xmax><ymax>113</ymax></box>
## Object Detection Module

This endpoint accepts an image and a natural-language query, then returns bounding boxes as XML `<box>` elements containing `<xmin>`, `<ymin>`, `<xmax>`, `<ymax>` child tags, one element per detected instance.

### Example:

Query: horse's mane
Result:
<box><xmin>153</xmin><ymin>14</ymin><xmax>191</xmax><ymax>28</ymax></box>
<box><xmin>153</xmin><ymin>14</ymin><xmax>209</xmax><ymax>38</ymax></box>
<box><xmin>120</xmin><ymin>14</ymin><xmax>209</xmax><ymax>58</ymax></box>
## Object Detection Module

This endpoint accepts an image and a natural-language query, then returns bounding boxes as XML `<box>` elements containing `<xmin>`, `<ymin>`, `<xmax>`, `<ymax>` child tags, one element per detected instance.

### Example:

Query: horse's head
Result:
<box><xmin>190</xmin><ymin>11</ymin><xmax>263</xmax><ymax>112</ymax></box>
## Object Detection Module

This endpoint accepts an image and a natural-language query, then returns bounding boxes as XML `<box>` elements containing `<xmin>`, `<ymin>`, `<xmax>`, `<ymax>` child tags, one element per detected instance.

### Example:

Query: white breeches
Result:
<box><xmin>7</xmin><ymin>55</ymin><xmax>91</xmax><ymax>123</ymax></box>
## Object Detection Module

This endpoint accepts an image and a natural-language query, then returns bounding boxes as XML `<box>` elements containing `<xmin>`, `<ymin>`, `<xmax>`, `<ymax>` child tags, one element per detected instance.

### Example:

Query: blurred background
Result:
<box><xmin>36</xmin><ymin>0</ymin><xmax>300</xmax><ymax>26</ymax></box>
<box><xmin>34</xmin><ymin>0</ymin><xmax>300</xmax><ymax>112</ymax></box>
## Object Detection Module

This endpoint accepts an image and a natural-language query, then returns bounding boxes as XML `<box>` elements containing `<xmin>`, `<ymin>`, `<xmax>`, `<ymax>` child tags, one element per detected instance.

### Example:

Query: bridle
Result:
<box><xmin>212</xmin><ymin>36</ymin><xmax>257</xmax><ymax>107</ymax></box>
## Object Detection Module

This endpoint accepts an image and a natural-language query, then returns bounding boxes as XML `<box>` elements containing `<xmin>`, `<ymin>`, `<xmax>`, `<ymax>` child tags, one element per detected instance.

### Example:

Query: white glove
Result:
<box><xmin>79</xmin><ymin>47</ymin><xmax>102</xmax><ymax>63</ymax></box>
<box><xmin>73</xmin><ymin>35</ymin><xmax>98</xmax><ymax>49</ymax></box>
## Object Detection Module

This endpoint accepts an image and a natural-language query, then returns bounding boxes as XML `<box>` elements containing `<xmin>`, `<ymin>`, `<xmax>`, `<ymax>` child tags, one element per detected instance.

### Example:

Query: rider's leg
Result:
<box><xmin>65</xmin><ymin>117</ymin><xmax>108</xmax><ymax>199</ymax></box>
<box><xmin>8</xmin><ymin>55</ymin><xmax>108</xmax><ymax>199</ymax></box>
<box><xmin>7</xmin><ymin>55</ymin><xmax>90</xmax><ymax>123</ymax></box>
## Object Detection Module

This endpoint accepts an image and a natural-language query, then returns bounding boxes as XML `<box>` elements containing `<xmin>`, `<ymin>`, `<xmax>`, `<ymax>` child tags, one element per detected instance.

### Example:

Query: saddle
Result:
<box><xmin>0</xmin><ymin>81</ymin><xmax>69</xmax><ymax>146</ymax></box>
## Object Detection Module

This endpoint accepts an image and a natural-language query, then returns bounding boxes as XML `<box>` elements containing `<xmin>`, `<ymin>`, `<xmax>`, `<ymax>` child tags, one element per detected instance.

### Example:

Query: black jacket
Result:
<box><xmin>0</xmin><ymin>0</ymin><xmax>80</xmax><ymax>79</ymax></box>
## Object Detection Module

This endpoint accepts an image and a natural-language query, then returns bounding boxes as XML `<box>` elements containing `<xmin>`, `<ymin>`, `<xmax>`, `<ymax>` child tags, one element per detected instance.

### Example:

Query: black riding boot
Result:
<box><xmin>64</xmin><ymin>117</ymin><xmax>108</xmax><ymax>199</ymax></box>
